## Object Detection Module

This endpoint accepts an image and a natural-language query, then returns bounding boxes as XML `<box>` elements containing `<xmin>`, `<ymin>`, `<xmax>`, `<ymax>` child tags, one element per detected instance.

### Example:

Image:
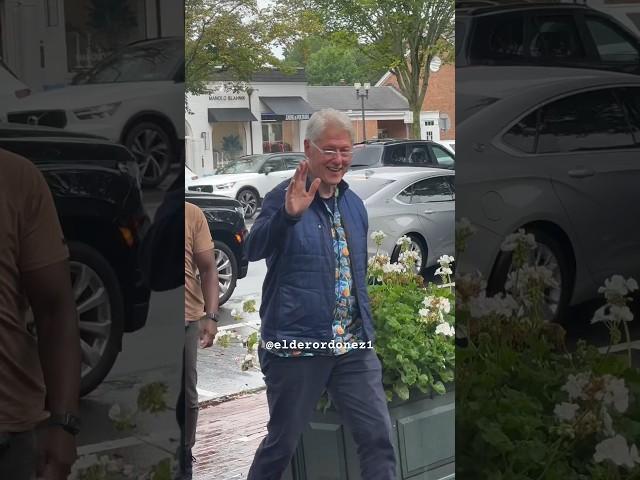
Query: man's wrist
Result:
<box><xmin>48</xmin><ymin>412</ymin><xmax>81</xmax><ymax>435</ymax></box>
<box><xmin>205</xmin><ymin>312</ymin><xmax>218</xmax><ymax>322</ymax></box>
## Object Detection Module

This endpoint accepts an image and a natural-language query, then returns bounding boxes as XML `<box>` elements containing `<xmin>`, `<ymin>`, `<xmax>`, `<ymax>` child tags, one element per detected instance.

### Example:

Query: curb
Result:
<box><xmin>198</xmin><ymin>386</ymin><xmax>267</xmax><ymax>409</ymax></box>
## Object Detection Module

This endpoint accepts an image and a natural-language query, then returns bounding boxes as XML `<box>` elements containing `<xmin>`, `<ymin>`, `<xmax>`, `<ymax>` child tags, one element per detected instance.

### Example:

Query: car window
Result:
<box><xmin>618</xmin><ymin>87</ymin><xmax>640</xmax><ymax>140</ymax></box>
<box><xmin>262</xmin><ymin>157</ymin><xmax>285</xmax><ymax>172</ymax></box>
<box><xmin>585</xmin><ymin>16</ymin><xmax>640</xmax><ymax>64</ymax></box>
<box><xmin>503</xmin><ymin>110</ymin><xmax>538</xmax><ymax>154</ymax></box>
<box><xmin>529</xmin><ymin>15</ymin><xmax>585</xmax><ymax>59</ymax></box>
<box><xmin>397</xmin><ymin>176</ymin><xmax>453</xmax><ymax>204</ymax></box>
<box><xmin>407</xmin><ymin>145</ymin><xmax>431</xmax><ymax>165</ymax></box>
<box><xmin>470</xmin><ymin>13</ymin><xmax>526</xmax><ymax>61</ymax></box>
<box><xmin>282</xmin><ymin>155</ymin><xmax>303</xmax><ymax>170</ymax></box>
<box><xmin>430</xmin><ymin>145</ymin><xmax>455</xmax><ymax>169</ymax></box>
<box><xmin>351</xmin><ymin>145</ymin><xmax>383</xmax><ymax>167</ymax></box>
<box><xmin>537</xmin><ymin>88</ymin><xmax>634</xmax><ymax>153</ymax></box>
<box><xmin>79</xmin><ymin>39</ymin><xmax>182</xmax><ymax>84</ymax></box>
<box><xmin>384</xmin><ymin>144</ymin><xmax>408</xmax><ymax>165</ymax></box>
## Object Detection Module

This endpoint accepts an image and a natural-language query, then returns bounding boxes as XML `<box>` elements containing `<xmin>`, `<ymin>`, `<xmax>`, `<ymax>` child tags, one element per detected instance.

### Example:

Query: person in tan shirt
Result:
<box><xmin>180</xmin><ymin>201</ymin><xmax>219</xmax><ymax>479</ymax></box>
<box><xmin>0</xmin><ymin>148</ymin><xmax>80</xmax><ymax>479</ymax></box>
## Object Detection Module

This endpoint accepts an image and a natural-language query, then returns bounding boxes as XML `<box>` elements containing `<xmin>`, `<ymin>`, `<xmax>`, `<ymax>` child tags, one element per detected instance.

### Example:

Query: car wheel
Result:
<box><xmin>124</xmin><ymin>121</ymin><xmax>173</xmax><ymax>188</ymax></box>
<box><xmin>215</xmin><ymin>241</ymin><xmax>238</xmax><ymax>305</ymax></box>
<box><xmin>236</xmin><ymin>188</ymin><xmax>259</xmax><ymax>219</ymax></box>
<box><xmin>69</xmin><ymin>242</ymin><xmax>125</xmax><ymax>397</ymax></box>
<box><xmin>488</xmin><ymin>228</ymin><xmax>572</xmax><ymax>322</ymax></box>
<box><xmin>391</xmin><ymin>233</ymin><xmax>427</xmax><ymax>275</ymax></box>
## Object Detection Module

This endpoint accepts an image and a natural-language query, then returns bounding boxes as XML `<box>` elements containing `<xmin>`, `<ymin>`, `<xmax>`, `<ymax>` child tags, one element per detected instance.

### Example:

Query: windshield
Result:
<box><xmin>351</xmin><ymin>145</ymin><xmax>384</xmax><ymax>167</ymax></box>
<box><xmin>347</xmin><ymin>176</ymin><xmax>395</xmax><ymax>200</ymax></box>
<box><xmin>74</xmin><ymin>38</ymin><xmax>182</xmax><ymax>84</ymax></box>
<box><xmin>216</xmin><ymin>155</ymin><xmax>266</xmax><ymax>174</ymax></box>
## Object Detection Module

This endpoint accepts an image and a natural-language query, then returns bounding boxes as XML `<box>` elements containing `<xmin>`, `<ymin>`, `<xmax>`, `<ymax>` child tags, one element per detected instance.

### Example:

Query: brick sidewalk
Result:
<box><xmin>193</xmin><ymin>391</ymin><xmax>268</xmax><ymax>480</ymax></box>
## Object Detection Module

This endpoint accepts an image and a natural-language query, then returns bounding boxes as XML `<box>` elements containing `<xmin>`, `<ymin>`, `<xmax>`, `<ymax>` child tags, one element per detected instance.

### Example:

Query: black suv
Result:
<box><xmin>351</xmin><ymin>139</ymin><xmax>455</xmax><ymax>170</ymax></box>
<box><xmin>0</xmin><ymin>124</ymin><xmax>150</xmax><ymax>396</ymax></box>
<box><xmin>185</xmin><ymin>192</ymin><xmax>249</xmax><ymax>305</ymax></box>
<box><xmin>456</xmin><ymin>3</ymin><xmax>640</xmax><ymax>75</ymax></box>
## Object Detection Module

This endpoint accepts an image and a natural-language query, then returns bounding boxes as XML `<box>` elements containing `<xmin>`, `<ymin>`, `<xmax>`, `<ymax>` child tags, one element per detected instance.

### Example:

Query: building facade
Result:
<box><xmin>307</xmin><ymin>85</ymin><xmax>412</xmax><ymax>143</ymax></box>
<box><xmin>185</xmin><ymin>70</ymin><xmax>315</xmax><ymax>175</ymax></box>
<box><xmin>376</xmin><ymin>63</ymin><xmax>455</xmax><ymax>142</ymax></box>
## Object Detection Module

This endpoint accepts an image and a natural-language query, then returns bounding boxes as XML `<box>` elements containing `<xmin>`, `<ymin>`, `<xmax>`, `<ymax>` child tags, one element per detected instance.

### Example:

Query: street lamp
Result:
<box><xmin>354</xmin><ymin>82</ymin><xmax>370</xmax><ymax>142</ymax></box>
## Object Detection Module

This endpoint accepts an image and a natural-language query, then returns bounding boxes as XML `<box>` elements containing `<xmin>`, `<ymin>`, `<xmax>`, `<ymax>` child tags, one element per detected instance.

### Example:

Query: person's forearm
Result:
<box><xmin>36</xmin><ymin>302</ymin><xmax>81</xmax><ymax>414</ymax></box>
<box><xmin>201</xmin><ymin>268</ymin><xmax>219</xmax><ymax>314</ymax></box>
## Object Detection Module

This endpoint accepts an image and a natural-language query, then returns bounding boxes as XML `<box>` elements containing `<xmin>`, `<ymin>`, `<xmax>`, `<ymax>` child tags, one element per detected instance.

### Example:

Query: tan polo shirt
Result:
<box><xmin>0</xmin><ymin>148</ymin><xmax>69</xmax><ymax>432</ymax></box>
<box><xmin>185</xmin><ymin>202</ymin><xmax>214</xmax><ymax>321</ymax></box>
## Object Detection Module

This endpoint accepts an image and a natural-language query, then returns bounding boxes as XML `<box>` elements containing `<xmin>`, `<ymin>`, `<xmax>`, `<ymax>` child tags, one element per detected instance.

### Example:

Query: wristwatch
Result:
<box><xmin>205</xmin><ymin>312</ymin><xmax>218</xmax><ymax>322</ymax></box>
<box><xmin>49</xmin><ymin>412</ymin><xmax>81</xmax><ymax>435</ymax></box>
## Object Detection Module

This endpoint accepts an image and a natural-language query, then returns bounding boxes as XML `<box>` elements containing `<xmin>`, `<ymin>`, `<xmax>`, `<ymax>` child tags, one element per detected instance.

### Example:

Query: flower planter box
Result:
<box><xmin>283</xmin><ymin>387</ymin><xmax>454</xmax><ymax>480</ymax></box>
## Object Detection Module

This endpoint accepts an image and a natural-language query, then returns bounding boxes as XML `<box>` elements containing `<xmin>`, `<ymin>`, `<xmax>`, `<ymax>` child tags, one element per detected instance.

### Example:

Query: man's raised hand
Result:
<box><xmin>285</xmin><ymin>160</ymin><xmax>321</xmax><ymax>217</ymax></box>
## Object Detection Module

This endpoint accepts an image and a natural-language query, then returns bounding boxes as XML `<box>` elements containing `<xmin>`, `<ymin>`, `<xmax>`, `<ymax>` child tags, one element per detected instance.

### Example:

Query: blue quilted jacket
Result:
<box><xmin>245</xmin><ymin>179</ymin><xmax>375</xmax><ymax>345</ymax></box>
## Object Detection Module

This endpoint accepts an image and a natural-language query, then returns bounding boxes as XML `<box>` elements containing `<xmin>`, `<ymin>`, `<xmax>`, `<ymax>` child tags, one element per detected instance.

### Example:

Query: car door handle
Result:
<box><xmin>568</xmin><ymin>168</ymin><xmax>595</xmax><ymax>178</ymax></box>
<box><xmin>424</xmin><ymin>209</ymin><xmax>435</xmax><ymax>214</ymax></box>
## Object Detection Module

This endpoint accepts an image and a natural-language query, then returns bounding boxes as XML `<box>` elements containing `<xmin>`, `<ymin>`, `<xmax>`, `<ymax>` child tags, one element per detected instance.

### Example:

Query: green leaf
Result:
<box><xmin>432</xmin><ymin>381</ymin><xmax>446</xmax><ymax>395</ymax></box>
<box><xmin>393</xmin><ymin>383</ymin><xmax>410</xmax><ymax>401</ymax></box>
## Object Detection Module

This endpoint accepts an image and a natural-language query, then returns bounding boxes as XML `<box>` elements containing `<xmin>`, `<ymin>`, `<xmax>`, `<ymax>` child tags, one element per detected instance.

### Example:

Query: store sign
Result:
<box><xmin>285</xmin><ymin>113</ymin><xmax>311</xmax><ymax>121</ymax></box>
<box><xmin>208</xmin><ymin>94</ymin><xmax>247</xmax><ymax>101</ymax></box>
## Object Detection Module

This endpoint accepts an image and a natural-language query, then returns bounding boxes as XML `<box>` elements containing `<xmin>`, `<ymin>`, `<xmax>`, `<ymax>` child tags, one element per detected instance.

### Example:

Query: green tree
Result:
<box><xmin>280</xmin><ymin>0</ymin><xmax>455</xmax><ymax>138</ymax></box>
<box><xmin>185</xmin><ymin>0</ymin><xmax>280</xmax><ymax>97</ymax></box>
<box><xmin>306</xmin><ymin>44</ymin><xmax>386</xmax><ymax>85</ymax></box>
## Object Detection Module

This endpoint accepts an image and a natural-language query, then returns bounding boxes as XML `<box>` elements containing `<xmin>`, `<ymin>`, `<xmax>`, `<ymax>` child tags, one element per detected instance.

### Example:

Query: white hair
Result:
<box><xmin>305</xmin><ymin>109</ymin><xmax>354</xmax><ymax>143</ymax></box>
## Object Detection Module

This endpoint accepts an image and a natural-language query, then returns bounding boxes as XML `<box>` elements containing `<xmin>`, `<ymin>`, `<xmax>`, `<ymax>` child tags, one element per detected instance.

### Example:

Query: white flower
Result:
<box><xmin>438</xmin><ymin>254</ymin><xmax>455</xmax><ymax>266</ymax></box>
<box><xmin>592</xmin><ymin>304</ymin><xmax>634</xmax><ymax>324</ymax></box>
<box><xmin>370</xmin><ymin>230</ymin><xmax>387</xmax><ymax>245</ymax></box>
<box><xmin>599</xmin><ymin>275</ymin><xmax>639</xmax><ymax>299</ymax></box>
<box><xmin>419</xmin><ymin>308</ymin><xmax>429</xmax><ymax>317</ymax></box>
<box><xmin>594</xmin><ymin>435</ymin><xmax>640</xmax><ymax>468</ymax></box>
<box><xmin>602</xmin><ymin>408</ymin><xmax>615</xmax><ymax>437</ymax></box>
<box><xmin>562</xmin><ymin>372</ymin><xmax>591</xmax><ymax>401</ymax></box>
<box><xmin>505</xmin><ymin>265</ymin><xmax>559</xmax><ymax>293</ymax></box>
<box><xmin>382</xmin><ymin>262</ymin><xmax>406</xmax><ymax>274</ymax></box>
<box><xmin>435</xmin><ymin>322</ymin><xmax>455</xmax><ymax>337</ymax></box>
<box><xmin>108</xmin><ymin>403</ymin><xmax>122</xmax><ymax>421</ymax></box>
<box><xmin>468</xmin><ymin>293</ymin><xmax>519</xmax><ymax>319</ymax></box>
<box><xmin>231</xmin><ymin>309</ymin><xmax>238</xmax><ymax>317</ymax></box>
<box><xmin>435</xmin><ymin>266</ymin><xmax>453</xmax><ymax>276</ymax></box>
<box><xmin>500</xmin><ymin>228</ymin><xmax>536</xmax><ymax>252</ymax></box>
<box><xmin>554</xmin><ymin>402</ymin><xmax>579</xmax><ymax>422</ymax></box>
<box><xmin>602</xmin><ymin>375</ymin><xmax>629</xmax><ymax>413</ymax></box>
<box><xmin>396</xmin><ymin>235</ymin><xmax>412</xmax><ymax>248</ymax></box>
<box><xmin>439</xmin><ymin>297</ymin><xmax>451</xmax><ymax>314</ymax></box>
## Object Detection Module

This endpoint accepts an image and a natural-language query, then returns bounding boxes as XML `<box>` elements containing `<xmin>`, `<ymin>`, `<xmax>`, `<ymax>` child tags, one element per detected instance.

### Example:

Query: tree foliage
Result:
<box><xmin>185</xmin><ymin>0</ymin><xmax>280</xmax><ymax>96</ymax></box>
<box><xmin>280</xmin><ymin>0</ymin><xmax>454</xmax><ymax>138</ymax></box>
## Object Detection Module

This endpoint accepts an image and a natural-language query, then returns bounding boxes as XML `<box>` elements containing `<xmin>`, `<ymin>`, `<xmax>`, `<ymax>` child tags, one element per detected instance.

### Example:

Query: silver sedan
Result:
<box><xmin>345</xmin><ymin>167</ymin><xmax>455</xmax><ymax>274</ymax></box>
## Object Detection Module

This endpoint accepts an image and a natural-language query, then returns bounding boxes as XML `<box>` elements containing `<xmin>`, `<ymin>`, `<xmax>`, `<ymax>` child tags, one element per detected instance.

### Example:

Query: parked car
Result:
<box><xmin>457</xmin><ymin>65</ymin><xmax>640</xmax><ymax>320</ymax></box>
<box><xmin>345</xmin><ymin>167</ymin><xmax>455</xmax><ymax>275</ymax></box>
<box><xmin>350</xmin><ymin>139</ymin><xmax>455</xmax><ymax>171</ymax></box>
<box><xmin>6</xmin><ymin>37</ymin><xmax>184</xmax><ymax>188</ymax></box>
<box><xmin>437</xmin><ymin>140</ymin><xmax>455</xmax><ymax>153</ymax></box>
<box><xmin>456</xmin><ymin>3</ymin><xmax>640</xmax><ymax>75</ymax></box>
<box><xmin>185</xmin><ymin>192</ymin><xmax>249</xmax><ymax>305</ymax></box>
<box><xmin>0</xmin><ymin>123</ymin><xmax>150</xmax><ymax>396</ymax></box>
<box><xmin>0</xmin><ymin>60</ymin><xmax>31</xmax><ymax>119</ymax></box>
<box><xmin>185</xmin><ymin>152</ymin><xmax>306</xmax><ymax>219</ymax></box>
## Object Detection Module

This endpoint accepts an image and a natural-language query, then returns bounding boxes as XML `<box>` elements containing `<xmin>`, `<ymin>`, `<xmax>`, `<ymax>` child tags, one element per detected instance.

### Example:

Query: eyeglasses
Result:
<box><xmin>310</xmin><ymin>140</ymin><xmax>353</xmax><ymax>160</ymax></box>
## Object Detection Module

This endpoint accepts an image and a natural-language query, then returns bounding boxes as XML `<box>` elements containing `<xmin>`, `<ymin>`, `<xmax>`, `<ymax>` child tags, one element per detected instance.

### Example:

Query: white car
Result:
<box><xmin>5</xmin><ymin>37</ymin><xmax>184</xmax><ymax>188</ymax></box>
<box><xmin>345</xmin><ymin>167</ymin><xmax>455</xmax><ymax>275</ymax></box>
<box><xmin>0</xmin><ymin>60</ymin><xmax>31</xmax><ymax>119</ymax></box>
<box><xmin>185</xmin><ymin>153</ymin><xmax>306</xmax><ymax>219</ymax></box>
<box><xmin>437</xmin><ymin>140</ymin><xmax>455</xmax><ymax>153</ymax></box>
<box><xmin>457</xmin><ymin>66</ymin><xmax>640</xmax><ymax>320</ymax></box>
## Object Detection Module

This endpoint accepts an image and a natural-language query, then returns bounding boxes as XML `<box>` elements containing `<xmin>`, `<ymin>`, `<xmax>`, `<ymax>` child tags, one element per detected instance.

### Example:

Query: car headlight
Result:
<box><xmin>215</xmin><ymin>182</ymin><xmax>236</xmax><ymax>190</ymax></box>
<box><xmin>73</xmin><ymin>102</ymin><xmax>122</xmax><ymax>120</ymax></box>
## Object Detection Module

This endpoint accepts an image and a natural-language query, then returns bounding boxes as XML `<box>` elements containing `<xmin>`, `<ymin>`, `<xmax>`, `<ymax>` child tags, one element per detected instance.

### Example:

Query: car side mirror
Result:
<box><xmin>263</xmin><ymin>166</ymin><xmax>273</xmax><ymax>175</ymax></box>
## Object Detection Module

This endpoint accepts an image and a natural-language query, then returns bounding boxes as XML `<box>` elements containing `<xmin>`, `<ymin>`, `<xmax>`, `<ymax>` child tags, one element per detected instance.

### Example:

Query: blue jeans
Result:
<box><xmin>247</xmin><ymin>347</ymin><xmax>396</xmax><ymax>480</ymax></box>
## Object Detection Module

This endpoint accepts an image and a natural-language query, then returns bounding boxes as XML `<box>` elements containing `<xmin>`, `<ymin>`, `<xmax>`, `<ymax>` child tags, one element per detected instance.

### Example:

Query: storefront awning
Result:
<box><xmin>208</xmin><ymin>108</ymin><xmax>257</xmax><ymax>122</ymax></box>
<box><xmin>260</xmin><ymin>97</ymin><xmax>315</xmax><ymax>121</ymax></box>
